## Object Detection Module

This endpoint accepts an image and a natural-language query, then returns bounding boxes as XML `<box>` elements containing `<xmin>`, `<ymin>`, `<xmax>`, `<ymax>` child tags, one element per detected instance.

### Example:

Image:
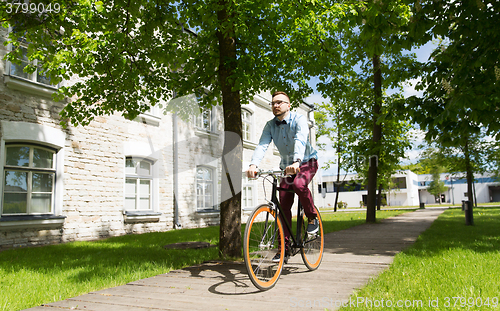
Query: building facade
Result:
<box><xmin>318</xmin><ymin>170</ymin><xmax>500</xmax><ymax>209</ymax></box>
<box><xmin>0</xmin><ymin>27</ymin><xmax>316</xmax><ymax>250</ymax></box>
<box><xmin>317</xmin><ymin>170</ymin><xmax>420</xmax><ymax>209</ymax></box>
<box><xmin>417</xmin><ymin>173</ymin><xmax>500</xmax><ymax>205</ymax></box>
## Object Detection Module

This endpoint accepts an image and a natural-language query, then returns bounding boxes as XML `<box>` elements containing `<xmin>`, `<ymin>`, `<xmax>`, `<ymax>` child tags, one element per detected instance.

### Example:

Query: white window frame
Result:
<box><xmin>196</xmin><ymin>165</ymin><xmax>217</xmax><ymax>212</ymax></box>
<box><xmin>242</xmin><ymin>176</ymin><xmax>256</xmax><ymax>211</ymax></box>
<box><xmin>122</xmin><ymin>142</ymin><xmax>161</xmax><ymax>222</ymax></box>
<box><xmin>4</xmin><ymin>27</ymin><xmax>60</xmax><ymax>97</ymax></box>
<box><xmin>136</xmin><ymin>103</ymin><xmax>163</xmax><ymax>126</ymax></box>
<box><xmin>124</xmin><ymin>157</ymin><xmax>154</xmax><ymax>211</ymax></box>
<box><xmin>242</xmin><ymin>108</ymin><xmax>253</xmax><ymax>142</ymax></box>
<box><xmin>195</xmin><ymin>107</ymin><xmax>214</xmax><ymax>132</ymax></box>
<box><xmin>0</xmin><ymin>121</ymin><xmax>65</xmax><ymax>229</ymax></box>
<box><xmin>2</xmin><ymin>144</ymin><xmax>56</xmax><ymax>216</ymax></box>
<box><xmin>143</xmin><ymin>104</ymin><xmax>162</xmax><ymax>119</ymax></box>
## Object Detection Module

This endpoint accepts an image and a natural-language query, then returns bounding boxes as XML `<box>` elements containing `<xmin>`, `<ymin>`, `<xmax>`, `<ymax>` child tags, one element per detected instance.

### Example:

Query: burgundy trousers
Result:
<box><xmin>279</xmin><ymin>158</ymin><xmax>318</xmax><ymax>247</ymax></box>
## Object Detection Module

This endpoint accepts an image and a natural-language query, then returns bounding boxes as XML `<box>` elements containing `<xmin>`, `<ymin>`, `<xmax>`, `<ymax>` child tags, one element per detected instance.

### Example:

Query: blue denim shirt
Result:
<box><xmin>250</xmin><ymin>111</ymin><xmax>318</xmax><ymax>170</ymax></box>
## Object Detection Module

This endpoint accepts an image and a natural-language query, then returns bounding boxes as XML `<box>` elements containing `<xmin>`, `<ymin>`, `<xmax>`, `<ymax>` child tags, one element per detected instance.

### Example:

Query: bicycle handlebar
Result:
<box><xmin>256</xmin><ymin>169</ymin><xmax>285</xmax><ymax>176</ymax></box>
<box><xmin>245</xmin><ymin>169</ymin><xmax>294</xmax><ymax>180</ymax></box>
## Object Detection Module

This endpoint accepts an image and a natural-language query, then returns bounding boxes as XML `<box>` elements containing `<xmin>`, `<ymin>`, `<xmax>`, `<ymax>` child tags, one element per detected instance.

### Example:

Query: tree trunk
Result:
<box><xmin>377</xmin><ymin>184</ymin><xmax>382</xmax><ymax>210</ymax></box>
<box><xmin>464</xmin><ymin>137</ymin><xmax>474</xmax><ymax>207</ymax></box>
<box><xmin>366</xmin><ymin>54</ymin><xmax>383</xmax><ymax>223</ymax></box>
<box><xmin>334</xmin><ymin>158</ymin><xmax>340</xmax><ymax>212</ymax></box>
<box><xmin>217</xmin><ymin>1</ymin><xmax>242</xmax><ymax>258</ymax></box>
<box><xmin>473</xmin><ymin>179</ymin><xmax>478</xmax><ymax>208</ymax></box>
<box><xmin>334</xmin><ymin>123</ymin><xmax>341</xmax><ymax>212</ymax></box>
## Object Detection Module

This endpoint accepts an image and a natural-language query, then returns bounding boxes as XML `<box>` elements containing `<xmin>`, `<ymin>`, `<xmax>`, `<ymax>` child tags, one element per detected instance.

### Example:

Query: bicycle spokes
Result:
<box><xmin>300</xmin><ymin>206</ymin><xmax>324</xmax><ymax>271</ymax></box>
<box><xmin>243</xmin><ymin>204</ymin><xmax>285</xmax><ymax>290</ymax></box>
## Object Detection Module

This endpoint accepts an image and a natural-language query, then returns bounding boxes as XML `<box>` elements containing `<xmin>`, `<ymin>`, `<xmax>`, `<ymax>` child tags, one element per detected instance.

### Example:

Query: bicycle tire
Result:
<box><xmin>243</xmin><ymin>204</ymin><xmax>285</xmax><ymax>290</ymax></box>
<box><xmin>300</xmin><ymin>205</ymin><xmax>324</xmax><ymax>270</ymax></box>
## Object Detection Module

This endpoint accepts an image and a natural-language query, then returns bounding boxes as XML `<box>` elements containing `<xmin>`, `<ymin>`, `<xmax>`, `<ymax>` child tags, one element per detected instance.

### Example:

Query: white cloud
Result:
<box><xmin>403</xmin><ymin>129</ymin><xmax>427</xmax><ymax>164</ymax></box>
<box><xmin>316</xmin><ymin>136</ymin><xmax>339</xmax><ymax>175</ymax></box>
<box><xmin>411</xmin><ymin>41</ymin><xmax>438</xmax><ymax>63</ymax></box>
<box><xmin>304</xmin><ymin>93</ymin><xmax>329</xmax><ymax>106</ymax></box>
<box><xmin>402</xmin><ymin>77</ymin><xmax>424</xmax><ymax>98</ymax></box>
<box><xmin>404</xmin><ymin>148</ymin><xmax>423</xmax><ymax>164</ymax></box>
<box><xmin>409</xmin><ymin>128</ymin><xmax>426</xmax><ymax>142</ymax></box>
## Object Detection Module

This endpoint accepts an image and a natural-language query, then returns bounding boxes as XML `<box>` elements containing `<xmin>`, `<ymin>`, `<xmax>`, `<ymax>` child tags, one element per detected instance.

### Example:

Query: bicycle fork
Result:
<box><xmin>259</xmin><ymin>202</ymin><xmax>279</xmax><ymax>251</ymax></box>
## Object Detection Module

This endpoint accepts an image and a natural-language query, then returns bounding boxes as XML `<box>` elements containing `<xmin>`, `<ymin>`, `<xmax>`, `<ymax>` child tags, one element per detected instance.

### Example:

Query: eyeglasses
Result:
<box><xmin>270</xmin><ymin>100</ymin><xmax>289</xmax><ymax>106</ymax></box>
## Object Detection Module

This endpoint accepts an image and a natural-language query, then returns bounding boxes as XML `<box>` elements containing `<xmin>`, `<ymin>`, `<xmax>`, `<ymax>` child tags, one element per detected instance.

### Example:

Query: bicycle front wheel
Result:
<box><xmin>243</xmin><ymin>204</ymin><xmax>285</xmax><ymax>291</ymax></box>
<box><xmin>301</xmin><ymin>205</ymin><xmax>324</xmax><ymax>270</ymax></box>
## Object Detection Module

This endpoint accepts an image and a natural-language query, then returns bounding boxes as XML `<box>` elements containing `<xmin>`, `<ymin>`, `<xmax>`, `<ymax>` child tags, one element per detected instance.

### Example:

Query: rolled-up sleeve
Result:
<box><xmin>293</xmin><ymin>115</ymin><xmax>309</xmax><ymax>162</ymax></box>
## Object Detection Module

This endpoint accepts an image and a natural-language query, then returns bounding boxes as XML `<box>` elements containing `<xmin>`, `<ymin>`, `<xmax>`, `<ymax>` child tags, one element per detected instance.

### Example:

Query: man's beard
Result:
<box><xmin>274</xmin><ymin>110</ymin><xmax>286</xmax><ymax>118</ymax></box>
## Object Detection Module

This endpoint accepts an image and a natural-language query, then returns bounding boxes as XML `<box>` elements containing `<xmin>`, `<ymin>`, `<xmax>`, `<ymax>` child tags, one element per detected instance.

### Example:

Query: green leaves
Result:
<box><xmin>94</xmin><ymin>1</ymin><xmax>104</xmax><ymax>12</ymax></box>
<box><xmin>414</xmin><ymin>0</ymin><xmax>500</xmax><ymax>136</ymax></box>
<box><xmin>403</xmin><ymin>1</ymin><xmax>500</xmax><ymax>187</ymax></box>
<box><xmin>2</xmin><ymin>0</ymin><xmax>192</xmax><ymax>125</ymax></box>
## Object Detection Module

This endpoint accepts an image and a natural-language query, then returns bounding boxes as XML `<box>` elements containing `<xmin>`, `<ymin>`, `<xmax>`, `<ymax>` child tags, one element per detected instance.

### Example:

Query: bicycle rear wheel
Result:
<box><xmin>243</xmin><ymin>204</ymin><xmax>285</xmax><ymax>291</ymax></box>
<box><xmin>300</xmin><ymin>205</ymin><xmax>324</xmax><ymax>270</ymax></box>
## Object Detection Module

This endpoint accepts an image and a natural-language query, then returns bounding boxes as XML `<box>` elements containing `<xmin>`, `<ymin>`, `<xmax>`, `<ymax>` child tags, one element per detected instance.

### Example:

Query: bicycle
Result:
<box><xmin>243</xmin><ymin>169</ymin><xmax>324</xmax><ymax>290</ymax></box>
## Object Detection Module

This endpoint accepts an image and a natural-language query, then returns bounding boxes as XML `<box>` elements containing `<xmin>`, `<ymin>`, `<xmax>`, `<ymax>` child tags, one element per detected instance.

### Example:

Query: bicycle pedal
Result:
<box><xmin>307</xmin><ymin>232</ymin><xmax>318</xmax><ymax>239</ymax></box>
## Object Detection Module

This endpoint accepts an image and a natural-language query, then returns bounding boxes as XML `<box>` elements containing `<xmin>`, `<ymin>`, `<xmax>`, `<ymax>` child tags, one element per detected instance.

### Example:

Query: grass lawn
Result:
<box><xmin>0</xmin><ymin>209</ymin><xmax>409</xmax><ymax>311</ymax></box>
<box><xmin>340</xmin><ymin>206</ymin><xmax>500</xmax><ymax>310</ymax></box>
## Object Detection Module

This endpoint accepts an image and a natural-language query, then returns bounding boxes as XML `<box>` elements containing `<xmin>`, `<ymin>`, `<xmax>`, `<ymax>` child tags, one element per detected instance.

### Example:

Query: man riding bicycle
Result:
<box><xmin>246</xmin><ymin>91</ymin><xmax>319</xmax><ymax>262</ymax></box>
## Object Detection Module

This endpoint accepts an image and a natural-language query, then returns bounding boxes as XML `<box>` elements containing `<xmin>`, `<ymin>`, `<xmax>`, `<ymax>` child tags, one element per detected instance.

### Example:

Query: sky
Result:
<box><xmin>304</xmin><ymin>41</ymin><xmax>438</xmax><ymax>177</ymax></box>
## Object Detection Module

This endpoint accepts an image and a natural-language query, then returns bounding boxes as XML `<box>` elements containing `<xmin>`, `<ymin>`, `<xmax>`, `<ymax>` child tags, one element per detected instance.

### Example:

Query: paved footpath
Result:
<box><xmin>25</xmin><ymin>208</ymin><xmax>446</xmax><ymax>311</ymax></box>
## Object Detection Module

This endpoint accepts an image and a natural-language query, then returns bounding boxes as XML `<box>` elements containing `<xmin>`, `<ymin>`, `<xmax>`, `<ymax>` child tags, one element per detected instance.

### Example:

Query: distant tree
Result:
<box><xmin>403</xmin><ymin>148</ymin><xmax>447</xmax><ymax>175</ymax></box>
<box><xmin>400</xmin><ymin>162</ymin><xmax>428</xmax><ymax>175</ymax></box>
<box><xmin>438</xmin><ymin>132</ymin><xmax>491</xmax><ymax>207</ymax></box>
<box><xmin>310</xmin><ymin>1</ymin><xmax>420</xmax><ymax>223</ymax></box>
<box><xmin>407</xmin><ymin>0</ymin><xmax>500</xmax><ymax>208</ymax></box>
<box><xmin>315</xmin><ymin>97</ymin><xmax>359</xmax><ymax>212</ymax></box>
<box><xmin>487</xmin><ymin>141</ymin><xmax>500</xmax><ymax>180</ymax></box>
<box><xmin>427</xmin><ymin>167</ymin><xmax>447</xmax><ymax>204</ymax></box>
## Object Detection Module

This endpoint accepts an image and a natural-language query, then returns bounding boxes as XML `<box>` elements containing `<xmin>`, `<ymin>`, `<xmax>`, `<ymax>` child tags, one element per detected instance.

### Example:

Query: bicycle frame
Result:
<box><xmin>259</xmin><ymin>170</ymin><xmax>306</xmax><ymax>254</ymax></box>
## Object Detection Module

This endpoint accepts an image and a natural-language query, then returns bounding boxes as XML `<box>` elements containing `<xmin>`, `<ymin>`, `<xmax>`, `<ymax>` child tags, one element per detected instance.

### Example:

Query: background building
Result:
<box><xmin>318</xmin><ymin>170</ymin><xmax>500</xmax><ymax>209</ymax></box>
<box><xmin>417</xmin><ymin>173</ymin><xmax>500</xmax><ymax>205</ymax></box>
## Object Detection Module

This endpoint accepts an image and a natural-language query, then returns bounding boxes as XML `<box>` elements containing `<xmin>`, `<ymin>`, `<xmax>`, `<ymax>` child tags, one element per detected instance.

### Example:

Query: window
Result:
<box><xmin>317</xmin><ymin>182</ymin><xmax>327</xmax><ymax>194</ymax></box>
<box><xmin>242</xmin><ymin>109</ymin><xmax>252</xmax><ymax>141</ymax></box>
<box><xmin>242</xmin><ymin>176</ymin><xmax>254</xmax><ymax>210</ymax></box>
<box><xmin>196</xmin><ymin>166</ymin><xmax>215</xmax><ymax>211</ymax></box>
<box><xmin>7</xmin><ymin>30</ymin><xmax>55</xmax><ymax>87</ymax></box>
<box><xmin>193</xmin><ymin>90</ymin><xmax>215</xmax><ymax>132</ymax></box>
<box><xmin>144</xmin><ymin>104</ymin><xmax>162</xmax><ymax>118</ymax></box>
<box><xmin>135</xmin><ymin>76</ymin><xmax>162</xmax><ymax>125</ymax></box>
<box><xmin>124</xmin><ymin>157</ymin><xmax>153</xmax><ymax>211</ymax></box>
<box><xmin>333</xmin><ymin>181</ymin><xmax>365</xmax><ymax>192</ymax></box>
<box><xmin>195</xmin><ymin>108</ymin><xmax>212</xmax><ymax>131</ymax></box>
<box><xmin>136</xmin><ymin>103</ymin><xmax>162</xmax><ymax>126</ymax></box>
<box><xmin>326</xmin><ymin>182</ymin><xmax>334</xmax><ymax>193</ymax></box>
<box><xmin>2</xmin><ymin>145</ymin><xmax>55</xmax><ymax>215</ymax></box>
<box><xmin>391</xmin><ymin>177</ymin><xmax>407</xmax><ymax>189</ymax></box>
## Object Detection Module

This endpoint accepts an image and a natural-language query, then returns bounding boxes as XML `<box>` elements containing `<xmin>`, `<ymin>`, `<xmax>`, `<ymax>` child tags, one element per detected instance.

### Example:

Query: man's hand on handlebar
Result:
<box><xmin>246</xmin><ymin>164</ymin><xmax>258</xmax><ymax>178</ymax></box>
<box><xmin>285</xmin><ymin>162</ymin><xmax>300</xmax><ymax>175</ymax></box>
<box><xmin>247</xmin><ymin>163</ymin><xmax>299</xmax><ymax>178</ymax></box>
